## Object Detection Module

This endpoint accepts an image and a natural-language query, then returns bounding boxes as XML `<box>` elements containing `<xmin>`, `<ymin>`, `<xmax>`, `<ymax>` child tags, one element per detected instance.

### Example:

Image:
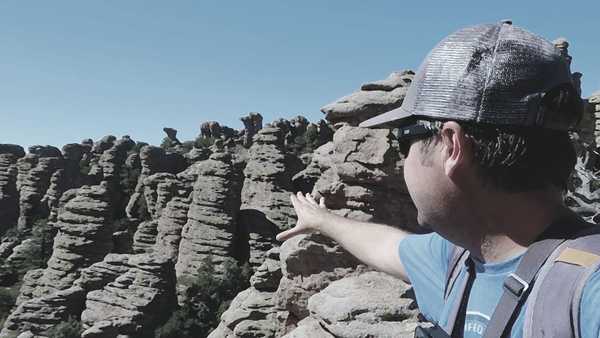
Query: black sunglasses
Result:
<box><xmin>394</xmin><ymin>124</ymin><xmax>436</xmax><ymax>157</ymax></box>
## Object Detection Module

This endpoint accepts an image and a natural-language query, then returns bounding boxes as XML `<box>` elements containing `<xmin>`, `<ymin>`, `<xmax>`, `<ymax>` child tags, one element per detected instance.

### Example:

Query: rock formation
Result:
<box><xmin>154</xmin><ymin>195</ymin><xmax>191</xmax><ymax>261</ymax></box>
<box><xmin>16</xmin><ymin>146</ymin><xmax>63</xmax><ymax>231</ymax></box>
<box><xmin>241</xmin><ymin>112</ymin><xmax>264</xmax><ymax>147</ymax></box>
<box><xmin>589</xmin><ymin>91</ymin><xmax>600</xmax><ymax>148</ymax></box>
<box><xmin>209</xmin><ymin>248</ymin><xmax>282</xmax><ymax>338</ymax></box>
<box><xmin>288</xmin><ymin>271</ymin><xmax>420</xmax><ymax>338</ymax></box>
<box><xmin>163</xmin><ymin>127</ymin><xmax>182</xmax><ymax>146</ymax></box>
<box><xmin>273</xmin><ymin>233</ymin><xmax>362</xmax><ymax>334</ymax></box>
<box><xmin>312</xmin><ymin>125</ymin><xmax>418</xmax><ymax>230</ymax></box>
<box><xmin>321</xmin><ymin>70</ymin><xmax>414</xmax><ymax>126</ymax></box>
<box><xmin>126</xmin><ymin>145</ymin><xmax>186</xmax><ymax>222</ymax></box>
<box><xmin>0</xmin><ymin>144</ymin><xmax>25</xmax><ymax>233</ymax></box>
<box><xmin>175</xmin><ymin>147</ymin><xmax>243</xmax><ymax>301</ymax></box>
<box><xmin>80</xmin><ymin>253</ymin><xmax>177</xmax><ymax>337</ymax></box>
<box><xmin>0</xmin><ymin>183</ymin><xmax>113</xmax><ymax>336</ymax></box>
<box><xmin>239</xmin><ymin>126</ymin><xmax>299</xmax><ymax>268</ymax></box>
<box><xmin>33</xmin><ymin>182</ymin><xmax>114</xmax><ymax>296</ymax></box>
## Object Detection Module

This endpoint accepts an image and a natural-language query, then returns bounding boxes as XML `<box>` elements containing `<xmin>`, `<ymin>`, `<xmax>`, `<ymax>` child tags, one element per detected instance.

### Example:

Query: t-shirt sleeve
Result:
<box><xmin>398</xmin><ymin>232</ymin><xmax>452</xmax><ymax>323</ymax></box>
<box><xmin>579</xmin><ymin>269</ymin><xmax>600</xmax><ymax>338</ymax></box>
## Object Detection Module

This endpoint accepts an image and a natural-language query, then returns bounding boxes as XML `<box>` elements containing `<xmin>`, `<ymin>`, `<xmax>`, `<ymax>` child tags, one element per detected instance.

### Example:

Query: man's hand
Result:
<box><xmin>276</xmin><ymin>191</ymin><xmax>410</xmax><ymax>281</ymax></box>
<box><xmin>276</xmin><ymin>192</ymin><xmax>332</xmax><ymax>241</ymax></box>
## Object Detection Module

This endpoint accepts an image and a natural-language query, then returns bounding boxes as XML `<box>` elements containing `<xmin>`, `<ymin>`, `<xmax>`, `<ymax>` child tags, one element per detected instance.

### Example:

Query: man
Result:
<box><xmin>276</xmin><ymin>21</ymin><xmax>600</xmax><ymax>337</ymax></box>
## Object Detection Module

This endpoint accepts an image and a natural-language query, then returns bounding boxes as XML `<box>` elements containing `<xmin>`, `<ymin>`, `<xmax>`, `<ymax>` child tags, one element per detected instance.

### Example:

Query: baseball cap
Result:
<box><xmin>359</xmin><ymin>20</ymin><xmax>580</xmax><ymax>130</ymax></box>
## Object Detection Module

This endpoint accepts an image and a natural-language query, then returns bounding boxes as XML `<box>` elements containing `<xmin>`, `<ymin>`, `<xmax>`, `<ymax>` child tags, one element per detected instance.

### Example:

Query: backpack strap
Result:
<box><xmin>442</xmin><ymin>245</ymin><xmax>470</xmax><ymax>335</ymax></box>
<box><xmin>523</xmin><ymin>229</ymin><xmax>600</xmax><ymax>338</ymax></box>
<box><xmin>445</xmin><ymin>245</ymin><xmax>468</xmax><ymax>300</ymax></box>
<box><xmin>483</xmin><ymin>237</ymin><xmax>566</xmax><ymax>338</ymax></box>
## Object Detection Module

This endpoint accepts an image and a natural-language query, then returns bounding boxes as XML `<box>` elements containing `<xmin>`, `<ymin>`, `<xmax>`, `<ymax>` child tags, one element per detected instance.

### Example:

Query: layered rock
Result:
<box><xmin>41</xmin><ymin>169</ymin><xmax>66</xmax><ymax>224</ymax></box>
<box><xmin>313</xmin><ymin>125</ymin><xmax>418</xmax><ymax>230</ymax></box>
<box><xmin>0</xmin><ymin>145</ymin><xmax>25</xmax><ymax>233</ymax></box>
<box><xmin>274</xmin><ymin>233</ymin><xmax>361</xmax><ymax>334</ymax></box>
<box><xmin>16</xmin><ymin>146</ymin><xmax>64</xmax><ymax>231</ymax></box>
<box><xmin>209</xmin><ymin>248</ymin><xmax>282</xmax><ymax>338</ymax></box>
<box><xmin>86</xmin><ymin>135</ymin><xmax>116</xmax><ymax>181</ymax></box>
<box><xmin>239</xmin><ymin>126</ymin><xmax>298</xmax><ymax>268</ymax></box>
<box><xmin>321</xmin><ymin>70</ymin><xmax>414</xmax><ymax>125</ymax></box>
<box><xmin>125</xmin><ymin>146</ymin><xmax>186</xmax><ymax>221</ymax></box>
<box><xmin>175</xmin><ymin>148</ymin><xmax>243</xmax><ymax>300</ymax></box>
<box><xmin>295</xmin><ymin>271</ymin><xmax>419</xmax><ymax>338</ymax></box>
<box><xmin>80</xmin><ymin>254</ymin><xmax>177</xmax><ymax>337</ymax></box>
<box><xmin>0</xmin><ymin>286</ymin><xmax>86</xmax><ymax>337</ymax></box>
<box><xmin>589</xmin><ymin>91</ymin><xmax>600</xmax><ymax>148</ymax></box>
<box><xmin>269</xmin><ymin>121</ymin><xmax>418</xmax><ymax>335</ymax></box>
<box><xmin>131</xmin><ymin>173</ymin><xmax>184</xmax><ymax>254</ymax></box>
<box><xmin>154</xmin><ymin>196</ymin><xmax>191</xmax><ymax>261</ymax></box>
<box><xmin>34</xmin><ymin>182</ymin><xmax>114</xmax><ymax>296</ymax></box>
<box><xmin>0</xmin><ymin>183</ymin><xmax>114</xmax><ymax>336</ymax></box>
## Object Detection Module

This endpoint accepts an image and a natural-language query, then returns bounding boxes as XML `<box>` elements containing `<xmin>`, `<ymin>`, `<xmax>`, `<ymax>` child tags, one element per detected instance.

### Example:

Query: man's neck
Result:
<box><xmin>460</xmin><ymin>188</ymin><xmax>567</xmax><ymax>263</ymax></box>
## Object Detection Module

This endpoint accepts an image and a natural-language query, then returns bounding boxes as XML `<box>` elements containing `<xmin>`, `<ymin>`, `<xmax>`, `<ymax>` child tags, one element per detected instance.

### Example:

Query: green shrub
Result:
<box><xmin>132</xmin><ymin>142</ymin><xmax>149</xmax><ymax>153</ymax></box>
<box><xmin>160</xmin><ymin>138</ymin><xmax>176</xmax><ymax>150</ymax></box>
<box><xmin>194</xmin><ymin>136</ymin><xmax>217</xmax><ymax>149</ymax></box>
<box><xmin>155</xmin><ymin>257</ymin><xmax>251</xmax><ymax>338</ymax></box>
<box><xmin>180</xmin><ymin>141</ymin><xmax>195</xmax><ymax>152</ymax></box>
<box><xmin>45</xmin><ymin>317</ymin><xmax>83</xmax><ymax>338</ymax></box>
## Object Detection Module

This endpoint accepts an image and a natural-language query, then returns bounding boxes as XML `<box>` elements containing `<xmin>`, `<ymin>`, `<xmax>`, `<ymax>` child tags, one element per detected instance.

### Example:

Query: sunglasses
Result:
<box><xmin>394</xmin><ymin>124</ymin><xmax>436</xmax><ymax>157</ymax></box>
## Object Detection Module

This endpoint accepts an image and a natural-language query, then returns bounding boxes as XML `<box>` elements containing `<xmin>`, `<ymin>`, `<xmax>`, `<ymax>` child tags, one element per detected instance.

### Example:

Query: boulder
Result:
<box><xmin>321</xmin><ymin>71</ymin><xmax>414</xmax><ymax>126</ymax></box>
<box><xmin>306</xmin><ymin>271</ymin><xmax>419</xmax><ymax>338</ymax></box>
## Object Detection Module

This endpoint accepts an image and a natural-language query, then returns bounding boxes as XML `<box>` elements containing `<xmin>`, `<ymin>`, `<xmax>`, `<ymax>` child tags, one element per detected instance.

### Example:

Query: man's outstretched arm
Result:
<box><xmin>276</xmin><ymin>192</ymin><xmax>411</xmax><ymax>282</ymax></box>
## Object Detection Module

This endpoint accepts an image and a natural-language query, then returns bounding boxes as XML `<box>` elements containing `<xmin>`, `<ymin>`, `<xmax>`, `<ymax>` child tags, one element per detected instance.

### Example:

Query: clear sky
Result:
<box><xmin>1</xmin><ymin>1</ymin><xmax>599</xmax><ymax>150</ymax></box>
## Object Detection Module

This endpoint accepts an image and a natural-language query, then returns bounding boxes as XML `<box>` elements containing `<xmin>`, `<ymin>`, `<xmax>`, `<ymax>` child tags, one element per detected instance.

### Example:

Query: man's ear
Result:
<box><xmin>439</xmin><ymin>122</ymin><xmax>470</xmax><ymax>179</ymax></box>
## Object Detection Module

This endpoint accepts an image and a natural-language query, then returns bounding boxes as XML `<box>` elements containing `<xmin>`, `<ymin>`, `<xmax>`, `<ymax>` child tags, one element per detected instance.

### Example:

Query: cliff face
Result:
<box><xmin>0</xmin><ymin>63</ymin><xmax>598</xmax><ymax>338</ymax></box>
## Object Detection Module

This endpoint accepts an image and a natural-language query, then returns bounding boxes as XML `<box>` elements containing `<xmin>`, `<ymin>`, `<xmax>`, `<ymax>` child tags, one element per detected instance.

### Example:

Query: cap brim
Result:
<box><xmin>358</xmin><ymin>105</ymin><xmax>414</xmax><ymax>128</ymax></box>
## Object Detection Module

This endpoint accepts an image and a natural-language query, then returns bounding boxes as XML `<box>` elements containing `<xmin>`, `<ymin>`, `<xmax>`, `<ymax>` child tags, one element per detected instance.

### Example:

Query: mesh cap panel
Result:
<box><xmin>360</xmin><ymin>21</ymin><xmax>574</xmax><ymax>130</ymax></box>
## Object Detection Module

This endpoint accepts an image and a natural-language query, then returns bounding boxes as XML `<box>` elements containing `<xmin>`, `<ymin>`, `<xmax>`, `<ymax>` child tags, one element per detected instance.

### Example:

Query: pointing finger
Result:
<box><xmin>276</xmin><ymin>226</ymin><xmax>309</xmax><ymax>241</ymax></box>
<box><xmin>306</xmin><ymin>193</ymin><xmax>317</xmax><ymax>205</ymax></box>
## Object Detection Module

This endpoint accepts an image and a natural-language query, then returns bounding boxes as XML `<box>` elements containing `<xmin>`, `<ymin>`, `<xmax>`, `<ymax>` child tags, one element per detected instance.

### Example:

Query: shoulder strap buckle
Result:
<box><xmin>504</xmin><ymin>273</ymin><xmax>530</xmax><ymax>298</ymax></box>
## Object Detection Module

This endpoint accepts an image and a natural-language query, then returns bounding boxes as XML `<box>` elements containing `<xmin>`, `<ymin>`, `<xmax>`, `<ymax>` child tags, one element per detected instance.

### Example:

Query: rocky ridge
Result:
<box><xmin>0</xmin><ymin>55</ymin><xmax>598</xmax><ymax>338</ymax></box>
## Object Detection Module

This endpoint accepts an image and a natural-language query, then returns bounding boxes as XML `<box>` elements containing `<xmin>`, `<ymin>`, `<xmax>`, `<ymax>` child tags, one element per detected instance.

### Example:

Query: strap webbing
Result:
<box><xmin>482</xmin><ymin>238</ymin><xmax>566</xmax><ymax>338</ymax></box>
<box><xmin>447</xmin><ymin>258</ymin><xmax>475</xmax><ymax>337</ymax></box>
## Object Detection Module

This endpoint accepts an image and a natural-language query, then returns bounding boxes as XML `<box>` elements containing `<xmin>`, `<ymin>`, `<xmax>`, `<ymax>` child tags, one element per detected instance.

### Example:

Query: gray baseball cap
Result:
<box><xmin>359</xmin><ymin>21</ymin><xmax>578</xmax><ymax>130</ymax></box>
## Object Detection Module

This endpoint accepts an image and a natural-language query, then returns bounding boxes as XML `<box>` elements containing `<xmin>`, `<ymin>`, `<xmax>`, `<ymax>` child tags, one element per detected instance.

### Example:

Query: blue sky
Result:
<box><xmin>1</xmin><ymin>1</ymin><xmax>599</xmax><ymax>149</ymax></box>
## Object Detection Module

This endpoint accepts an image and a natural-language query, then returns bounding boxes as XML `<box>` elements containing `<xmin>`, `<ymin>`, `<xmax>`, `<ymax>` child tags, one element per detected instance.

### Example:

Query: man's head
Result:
<box><xmin>359</xmin><ymin>21</ymin><xmax>583</xmax><ymax>231</ymax></box>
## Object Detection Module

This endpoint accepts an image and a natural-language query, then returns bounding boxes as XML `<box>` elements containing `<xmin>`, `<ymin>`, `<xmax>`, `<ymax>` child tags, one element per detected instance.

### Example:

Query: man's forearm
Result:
<box><xmin>318</xmin><ymin>212</ymin><xmax>411</xmax><ymax>281</ymax></box>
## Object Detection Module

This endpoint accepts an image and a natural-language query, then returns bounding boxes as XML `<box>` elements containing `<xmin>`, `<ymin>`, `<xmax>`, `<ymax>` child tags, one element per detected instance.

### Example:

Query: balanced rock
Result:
<box><xmin>321</xmin><ymin>70</ymin><xmax>414</xmax><ymax>126</ymax></box>
<box><xmin>162</xmin><ymin>127</ymin><xmax>181</xmax><ymax>146</ymax></box>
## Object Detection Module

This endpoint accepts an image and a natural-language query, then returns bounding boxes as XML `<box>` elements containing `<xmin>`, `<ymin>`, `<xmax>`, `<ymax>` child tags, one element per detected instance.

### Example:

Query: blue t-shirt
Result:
<box><xmin>399</xmin><ymin>233</ymin><xmax>600</xmax><ymax>337</ymax></box>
